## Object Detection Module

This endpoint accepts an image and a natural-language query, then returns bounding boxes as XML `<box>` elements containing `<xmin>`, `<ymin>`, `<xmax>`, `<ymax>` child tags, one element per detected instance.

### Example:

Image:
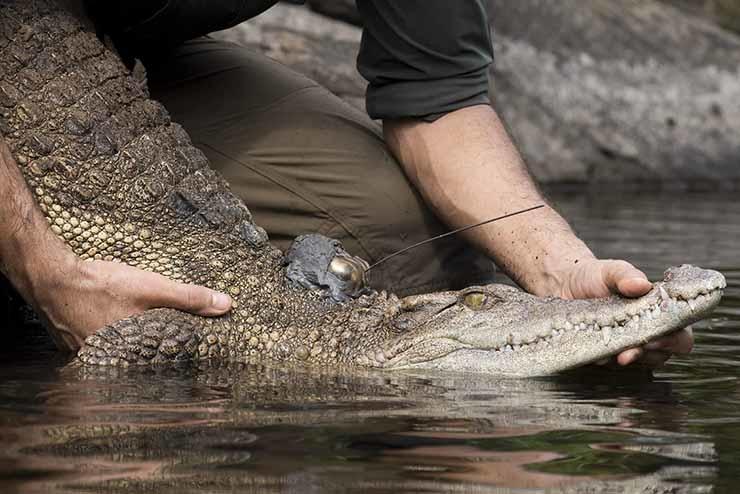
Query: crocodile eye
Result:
<box><xmin>463</xmin><ymin>292</ymin><xmax>487</xmax><ymax>310</ymax></box>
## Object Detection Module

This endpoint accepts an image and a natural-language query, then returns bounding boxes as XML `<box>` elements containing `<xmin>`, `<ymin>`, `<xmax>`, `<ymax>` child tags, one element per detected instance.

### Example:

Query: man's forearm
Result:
<box><xmin>0</xmin><ymin>139</ymin><xmax>73</xmax><ymax>303</ymax></box>
<box><xmin>383</xmin><ymin>104</ymin><xmax>595</xmax><ymax>296</ymax></box>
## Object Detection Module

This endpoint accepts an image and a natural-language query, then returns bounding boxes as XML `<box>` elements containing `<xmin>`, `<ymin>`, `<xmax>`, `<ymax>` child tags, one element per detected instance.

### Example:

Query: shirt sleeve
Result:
<box><xmin>356</xmin><ymin>0</ymin><xmax>494</xmax><ymax>121</ymax></box>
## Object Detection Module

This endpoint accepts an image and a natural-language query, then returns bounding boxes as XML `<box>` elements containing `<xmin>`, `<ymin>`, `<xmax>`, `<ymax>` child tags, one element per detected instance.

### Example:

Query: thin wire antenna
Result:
<box><xmin>366</xmin><ymin>204</ymin><xmax>545</xmax><ymax>272</ymax></box>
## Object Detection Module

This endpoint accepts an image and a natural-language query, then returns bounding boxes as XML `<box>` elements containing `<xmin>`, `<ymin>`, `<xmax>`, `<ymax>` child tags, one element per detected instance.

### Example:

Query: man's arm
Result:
<box><xmin>384</xmin><ymin>105</ymin><xmax>693</xmax><ymax>367</ymax></box>
<box><xmin>0</xmin><ymin>139</ymin><xmax>232</xmax><ymax>350</ymax></box>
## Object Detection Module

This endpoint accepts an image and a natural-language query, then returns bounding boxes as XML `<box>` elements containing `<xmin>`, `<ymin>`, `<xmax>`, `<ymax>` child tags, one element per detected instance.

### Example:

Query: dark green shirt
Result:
<box><xmin>85</xmin><ymin>1</ymin><xmax>494</xmax><ymax>121</ymax></box>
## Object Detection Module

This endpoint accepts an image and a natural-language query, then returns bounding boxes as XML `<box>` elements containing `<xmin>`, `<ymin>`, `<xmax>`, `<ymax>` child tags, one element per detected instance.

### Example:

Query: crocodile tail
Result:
<box><xmin>0</xmin><ymin>0</ymin><xmax>269</xmax><ymax>280</ymax></box>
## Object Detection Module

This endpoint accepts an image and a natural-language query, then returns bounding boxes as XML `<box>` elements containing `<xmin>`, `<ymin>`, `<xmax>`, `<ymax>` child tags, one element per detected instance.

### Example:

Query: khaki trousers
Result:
<box><xmin>145</xmin><ymin>38</ymin><xmax>495</xmax><ymax>296</ymax></box>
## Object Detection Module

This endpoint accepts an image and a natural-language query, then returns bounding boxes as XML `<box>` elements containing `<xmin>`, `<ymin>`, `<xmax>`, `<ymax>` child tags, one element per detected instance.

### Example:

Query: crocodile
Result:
<box><xmin>0</xmin><ymin>0</ymin><xmax>726</xmax><ymax>377</ymax></box>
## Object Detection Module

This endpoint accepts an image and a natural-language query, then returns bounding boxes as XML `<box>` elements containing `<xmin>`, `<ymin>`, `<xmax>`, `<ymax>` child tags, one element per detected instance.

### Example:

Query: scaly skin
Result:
<box><xmin>0</xmin><ymin>1</ymin><xmax>726</xmax><ymax>376</ymax></box>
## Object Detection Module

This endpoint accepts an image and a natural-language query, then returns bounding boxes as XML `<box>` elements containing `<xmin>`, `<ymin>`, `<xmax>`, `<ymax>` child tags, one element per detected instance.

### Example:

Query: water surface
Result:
<box><xmin>1</xmin><ymin>190</ymin><xmax>738</xmax><ymax>493</ymax></box>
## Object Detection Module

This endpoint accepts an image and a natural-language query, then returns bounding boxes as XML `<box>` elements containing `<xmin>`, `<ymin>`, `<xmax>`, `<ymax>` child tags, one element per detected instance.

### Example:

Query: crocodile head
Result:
<box><xmin>374</xmin><ymin>265</ymin><xmax>725</xmax><ymax>377</ymax></box>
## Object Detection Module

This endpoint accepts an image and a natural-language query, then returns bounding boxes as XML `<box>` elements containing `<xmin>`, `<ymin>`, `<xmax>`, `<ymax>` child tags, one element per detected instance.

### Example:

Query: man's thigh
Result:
<box><xmin>145</xmin><ymin>38</ymin><xmax>495</xmax><ymax>295</ymax></box>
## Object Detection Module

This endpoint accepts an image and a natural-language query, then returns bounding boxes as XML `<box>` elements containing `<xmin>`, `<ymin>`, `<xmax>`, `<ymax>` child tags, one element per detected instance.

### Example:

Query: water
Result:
<box><xmin>1</xmin><ymin>190</ymin><xmax>738</xmax><ymax>494</ymax></box>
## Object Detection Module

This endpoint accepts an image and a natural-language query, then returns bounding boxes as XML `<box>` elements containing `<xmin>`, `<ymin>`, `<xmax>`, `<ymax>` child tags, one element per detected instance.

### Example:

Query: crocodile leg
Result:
<box><xmin>76</xmin><ymin>309</ymin><xmax>207</xmax><ymax>366</ymax></box>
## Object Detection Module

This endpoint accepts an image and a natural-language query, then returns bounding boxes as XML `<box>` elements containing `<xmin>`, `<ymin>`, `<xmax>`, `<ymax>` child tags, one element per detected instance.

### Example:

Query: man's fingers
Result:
<box><xmin>171</xmin><ymin>283</ymin><xmax>233</xmax><ymax>316</ymax></box>
<box><xmin>616</xmin><ymin>347</ymin><xmax>644</xmax><ymax>366</ymax></box>
<box><xmin>602</xmin><ymin>260</ymin><xmax>652</xmax><ymax>298</ymax></box>
<box><xmin>614</xmin><ymin>328</ymin><xmax>693</xmax><ymax>370</ymax></box>
<box><xmin>140</xmin><ymin>273</ymin><xmax>233</xmax><ymax>316</ymax></box>
<box><xmin>644</xmin><ymin>327</ymin><xmax>694</xmax><ymax>354</ymax></box>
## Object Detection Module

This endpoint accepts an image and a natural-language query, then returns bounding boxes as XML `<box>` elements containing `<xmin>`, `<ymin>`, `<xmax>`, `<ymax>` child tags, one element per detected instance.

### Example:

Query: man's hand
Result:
<box><xmin>558</xmin><ymin>258</ymin><xmax>694</xmax><ymax>368</ymax></box>
<box><xmin>1</xmin><ymin>138</ymin><xmax>232</xmax><ymax>352</ymax></box>
<box><xmin>31</xmin><ymin>254</ymin><xmax>233</xmax><ymax>351</ymax></box>
<box><xmin>384</xmin><ymin>106</ymin><xmax>692</xmax><ymax>371</ymax></box>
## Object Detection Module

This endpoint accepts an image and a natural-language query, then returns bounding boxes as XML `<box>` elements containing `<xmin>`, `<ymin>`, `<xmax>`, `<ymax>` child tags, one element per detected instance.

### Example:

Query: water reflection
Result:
<box><xmin>0</xmin><ymin>362</ymin><xmax>719</xmax><ymax>493</ymax></box>
<box><xmin>0</xmin><ymin>190</ymin><xmax>738</xmax><ymax>493</ymax></box>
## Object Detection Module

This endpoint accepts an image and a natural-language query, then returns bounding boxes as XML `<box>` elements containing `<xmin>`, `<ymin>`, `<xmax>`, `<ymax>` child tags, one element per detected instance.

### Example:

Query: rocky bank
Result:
<box><xmin>214</xmin><ymin>0</ymin><xmax>740</xmax><ymax>186</ymax></box>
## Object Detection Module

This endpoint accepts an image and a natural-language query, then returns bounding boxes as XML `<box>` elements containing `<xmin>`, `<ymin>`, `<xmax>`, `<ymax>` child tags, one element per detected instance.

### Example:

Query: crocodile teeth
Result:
<box><xmin>602</xmin><ymin>327</ymin><xmax>612</xmax><ymax>345</ymax></box>
<box><xmin>659</xmin><ymin>285</ymin><xmax>671</xmax><ymax>303</ymax></box>
<box><xmin>493</xmin><ymin>287</ymin><xmax>721</xmax><ymax>354</ymax></box>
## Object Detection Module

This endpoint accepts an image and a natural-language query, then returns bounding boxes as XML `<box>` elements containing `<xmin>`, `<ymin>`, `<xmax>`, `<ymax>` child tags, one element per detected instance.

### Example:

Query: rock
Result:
<box><xmin>487</xmin><ymin>0</ymin><xmax>740</xmax><ymax>184</ymax></box>
<box><xmin>216</xmin><ymin>1</ymin><xmax>740</xmax><ymax>185</ymax></box>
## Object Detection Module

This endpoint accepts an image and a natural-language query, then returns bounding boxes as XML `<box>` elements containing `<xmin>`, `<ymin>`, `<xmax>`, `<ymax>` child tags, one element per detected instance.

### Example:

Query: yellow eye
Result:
<box><xmin>463</xmin><ymin>292</ymin><xmax>487</xmax><ymax>309</ymax></box>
